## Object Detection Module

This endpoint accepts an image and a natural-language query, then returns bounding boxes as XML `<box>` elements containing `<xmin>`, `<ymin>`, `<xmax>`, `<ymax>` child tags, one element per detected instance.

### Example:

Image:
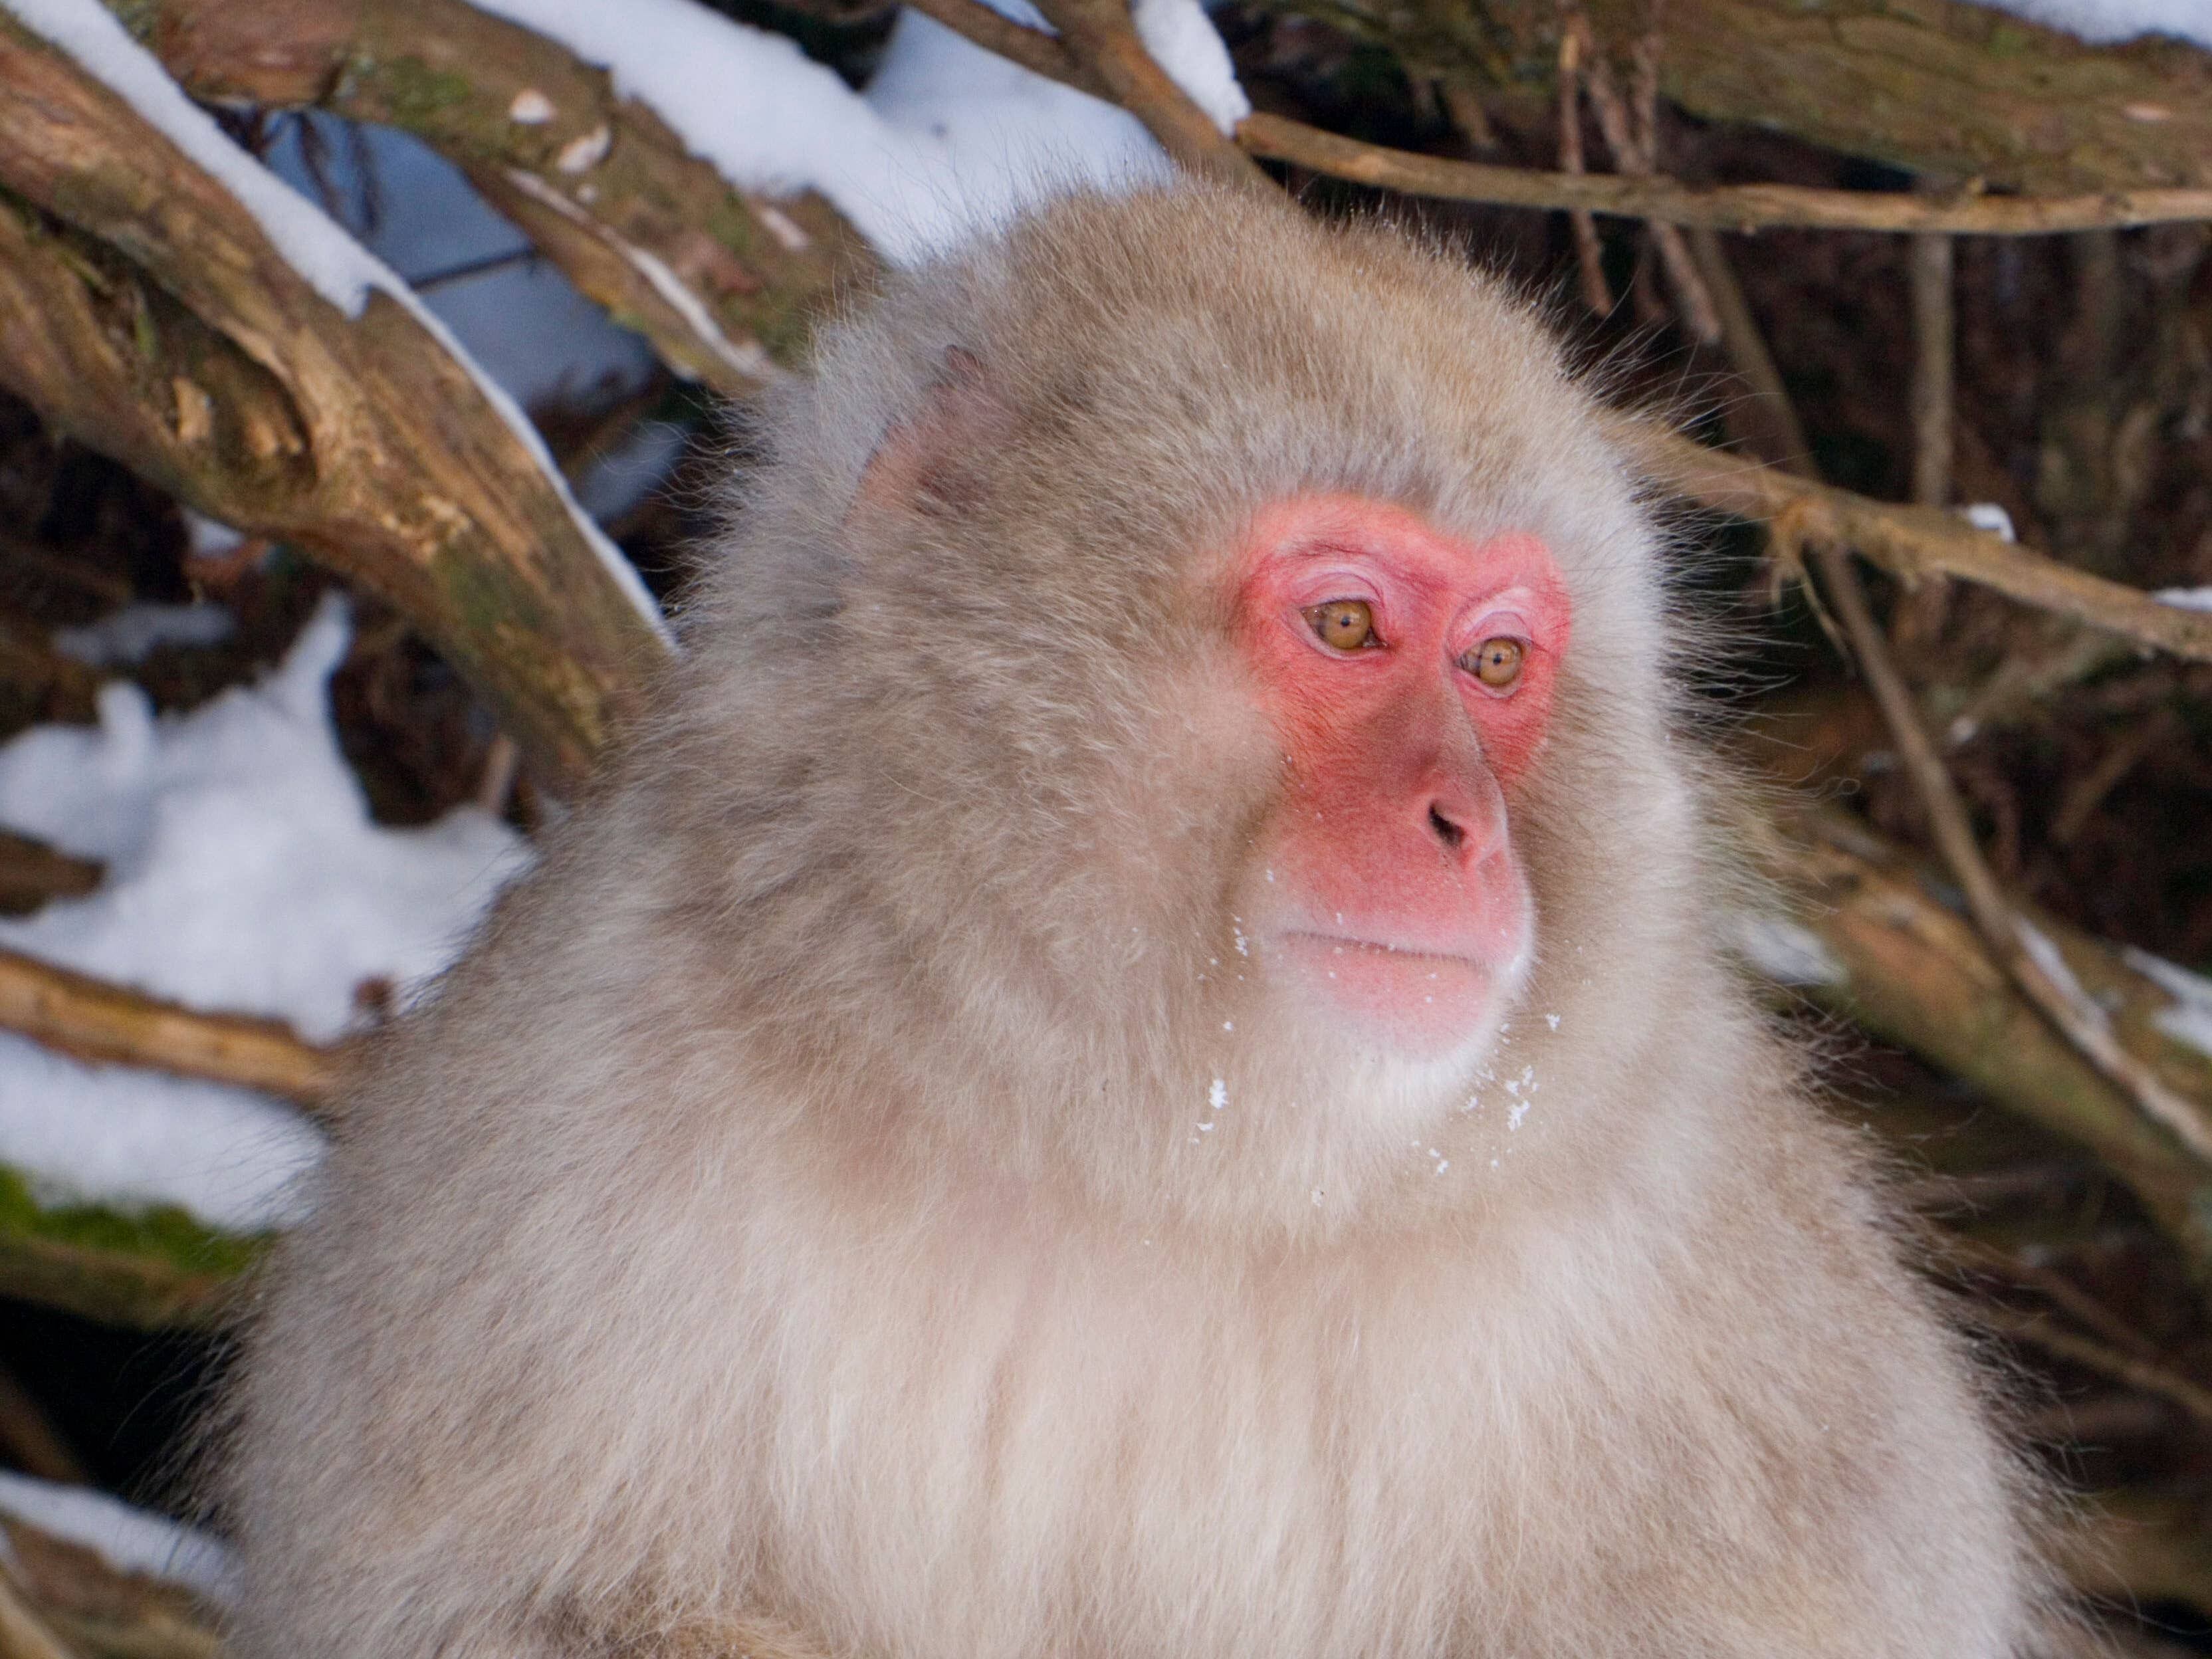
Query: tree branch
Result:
<box><xmin>0</xmin><ymin>946</ymin><xmax>340</xmax><ymax>1109</ymax></box>
<box><xmin>1746</xmin><ymin>805</ymin><xmax>2212</xmax><ymax>1278</ymax></box>
<box><xmin>1236</xmin><ymin>113</ymin><xmax>2212</xmax><ymax>235</ymax></box>
<box><xmin>1614</xmin><ymin>422</ymin><xmax>2212</xmax><ymax>665</ymax></box>
<box><xmin>0</xmin><ymin>11</ymin><xmax>667</xmax><ymax>786</ymax></box>
<box><xmin>1025</xmin><ymin>0</ymin><xmax>1272</xmax><ymax>189</ymax></box>
<box><xmin>901</xmin><ymin>0</ymin><xmax>1104</xmax><ymax>93</ymax></box>
<box><xmin>1808</xmin><ymin>527</ymin><xmax>2212</xmax><ymax>1166</ymax></box>
<box><xmin>127</xmin><ymin>0</ymin><xmax>871</xmax><ymax>401</ymax></box>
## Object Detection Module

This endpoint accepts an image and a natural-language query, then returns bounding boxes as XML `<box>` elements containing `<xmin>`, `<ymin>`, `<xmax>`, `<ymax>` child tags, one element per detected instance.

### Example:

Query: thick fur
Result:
<box><xmin>219</xmin><ymin>187</ymin><xmax>2050</xmax><ymax>1658</ymax></box>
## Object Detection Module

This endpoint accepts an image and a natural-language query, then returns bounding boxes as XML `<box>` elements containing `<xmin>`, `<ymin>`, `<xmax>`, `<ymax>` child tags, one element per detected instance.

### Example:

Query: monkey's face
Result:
<box><xmin>1226</xmin><ymin>495</ymin><xmax>1571</xmax><ymax>1066</ymax></box>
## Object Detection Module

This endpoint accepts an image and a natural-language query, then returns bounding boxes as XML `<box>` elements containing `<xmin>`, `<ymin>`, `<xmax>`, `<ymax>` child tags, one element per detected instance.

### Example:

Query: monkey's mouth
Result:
<box><xmin>1271</xmin><ymin>932</ymin><xmax>1505</xmax><ymax>1053</ymax></box>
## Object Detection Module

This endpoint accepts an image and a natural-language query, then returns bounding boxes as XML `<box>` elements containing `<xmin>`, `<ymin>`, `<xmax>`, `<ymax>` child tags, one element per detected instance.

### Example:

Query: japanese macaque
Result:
<box><xmin>219</xmin><ymin>185</ymin><xmax>2053</xmax><ymax>1658</ymax></box>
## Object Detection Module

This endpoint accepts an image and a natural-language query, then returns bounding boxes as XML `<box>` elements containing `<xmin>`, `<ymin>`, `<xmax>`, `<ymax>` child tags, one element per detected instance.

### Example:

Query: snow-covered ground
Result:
<box><xmin>0</xmin><ymin>598</ymin><xmax>528</xmax><ymax>1231</ymax></box>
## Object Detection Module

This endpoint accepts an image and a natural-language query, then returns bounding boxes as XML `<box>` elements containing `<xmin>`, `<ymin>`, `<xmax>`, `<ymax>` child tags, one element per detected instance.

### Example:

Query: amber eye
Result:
<box><xmin>1461</xmin><ymin>636</ymin><xmax>1525</xmax><ymax>689</ymax></box>
<box><xmin>1302</xmin><ymin>600</ymin><xmax>1378</xmax><ymax>652</ymax></box>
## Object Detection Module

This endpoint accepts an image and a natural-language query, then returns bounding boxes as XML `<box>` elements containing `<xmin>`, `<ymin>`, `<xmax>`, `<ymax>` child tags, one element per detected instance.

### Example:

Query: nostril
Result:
<box><xmin>1427</xmin><ymin>804</ymin><xmax>1465</xmax><ymax>853</ymax></box>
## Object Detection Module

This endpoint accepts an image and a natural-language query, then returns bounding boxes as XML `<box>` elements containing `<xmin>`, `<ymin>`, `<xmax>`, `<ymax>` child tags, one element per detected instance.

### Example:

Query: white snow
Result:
<box><xmin>0</xmin><ymin>1471</ymin><xmax>235</xmax><ymax>1603</ymax></box>
<box><xmin>1960</xmin><ymin>502</ymin><xmax>2017</xmax><ymax>542</ymax></box>
<box><xmin>267</xmin><ymin>122</ymin><xmax>657</xmax><ymax>417</ymax></box>
<box><xmin>181</xmin><ymin>512</ymin><xmax>245</xmax><ymax>560</ymax></box>
<box><xmin>468</xmin><ymin>0</ymin><xmax>1248</xmax><ymax>263</ymax></box>
<box><xmin>0</xmin><ymin>0</ymin><xmax>667</xmax><ymax>639</ymax></box>
<box><xmin>0</xmin><ymin>597</ymin><xmax>530</xmax><ymax>1230</ymax></box>
<box><xmin>1131</xmin><ymin>0</ymin><xmax>1248</xmax><ymax>132</ymax></box>
<box><xmin>2124</xmin><ymin>946</ymin><xmax>2212</xmax><ymax>1059</ymax></box>
<box><xmin>1973</xmin><ymin>0</ymin><xmax>2211</xmax><ymax>47</ymax></box>
<box><xmin>0</xmin><ymin>1040</ymin><xmax>320</xmax><ymax>1232</ymax></box>
<box><xmin>2154</xmin><ymin>587</ymin><xmax>2212</xmax><ymax>613</ymax></box>
<box><xmin>1729</xmin><ymin>914</ymin><xmax>1847</xmax><ymax>988</ymax></box>
<box><xmin>54</xmin><ymin>602</ymin><xmax>235</xmax><ymax>668</ymax></box>
<box><xmin>2017</xmin><ymin>917</ymin><xmax>2109</xmax><ymax>1028</ymax></box>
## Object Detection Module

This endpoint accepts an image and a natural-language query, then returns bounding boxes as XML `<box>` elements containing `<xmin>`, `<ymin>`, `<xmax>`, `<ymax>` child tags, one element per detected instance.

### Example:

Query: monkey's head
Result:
<box><xmin>675</xmin><ymin>187</ymin><xmax>1706</xmax><ymax>1228</ymax></box>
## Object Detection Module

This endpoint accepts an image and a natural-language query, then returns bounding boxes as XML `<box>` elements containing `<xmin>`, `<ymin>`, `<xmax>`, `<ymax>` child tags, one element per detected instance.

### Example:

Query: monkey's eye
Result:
<box><xmin>1302</xmin><ymin>600</ymin><xmax>1379</xmax><ymax>652</ymax></box>
<box><xmin>1460</xmin><ymin>636</ymin><xmax>1525</xmax><ymax>689</ymax></box>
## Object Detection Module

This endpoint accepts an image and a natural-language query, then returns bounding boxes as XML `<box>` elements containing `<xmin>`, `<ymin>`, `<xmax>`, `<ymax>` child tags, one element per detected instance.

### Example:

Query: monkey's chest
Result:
<box><xmin>740</xmin><ymin>1228</ymin><xmax>1608</xmax><ymax>1659</ymax></box>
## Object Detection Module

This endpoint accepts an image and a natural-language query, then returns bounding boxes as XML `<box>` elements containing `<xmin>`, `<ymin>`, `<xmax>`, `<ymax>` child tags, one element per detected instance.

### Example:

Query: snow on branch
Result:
<box><xmin>129</xmin><ymin>0</ymin><xmax>864</xmax><ymax>399</ymax></box>
<box><xmin>0</xmin><ymin>0</ymin><xmax>669</xmax><ymax>786</ymax></box>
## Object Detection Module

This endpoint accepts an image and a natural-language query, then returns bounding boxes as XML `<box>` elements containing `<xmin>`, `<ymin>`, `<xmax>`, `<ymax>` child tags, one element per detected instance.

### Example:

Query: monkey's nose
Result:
<box><xmin>1418</xmin><ymin>769</ymin><xmax>1505</xmax><ymax>863</ymax></box>
<box><xmin>1426</xmin><ymin>802</ymin><xmax>1467</xmax><ymax>853</ymax></box>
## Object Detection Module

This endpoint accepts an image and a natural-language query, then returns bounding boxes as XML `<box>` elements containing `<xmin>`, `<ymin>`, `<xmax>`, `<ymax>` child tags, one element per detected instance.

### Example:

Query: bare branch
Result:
<box><xmin>1677</xmin><ymin>217</ymin><xmax>2212</xmax><ymax>1181</ymax></box>
<box><xmin>1806</xmin><ymin>528</ymin><xmax>2212</xmax><ymax>1166</ymax></box>
<box><xmin>1893</xmin><ymin>215</ymin><xmax>1956</xmax><ymax>650</ymax></box>
<box><xmin>0</xmin><ymin>946</ymin><xmax>341</xmax><ymax>1109</ymax></box>
<box><xmin>1559</xmin><ymin>10</ymin><xmax>1719</xmax><ymax>344</ymax></box>
<box><xmin>1615</xmin><ymin>422</ymin><xmax>2212</xmax><ymax>664</ymax></box>
<box><xmin>901</xmin><ymin>0</ymin><xmax>1103</xmax><ymax>92</ymax></box>
<box><xmin>1235</xmin><ymin>113</ymin><xmax>2212</xmax><ymax>235</ymax></box>
<box><xmin>1258</xmin><ymin>0</ymin><xmax>2212</xmax><ymax>196</ymax></box>
<box><xmin>1553</xmin><ymin>19</ymin><xmax>1612</xmax><ymax>318</ymax></box>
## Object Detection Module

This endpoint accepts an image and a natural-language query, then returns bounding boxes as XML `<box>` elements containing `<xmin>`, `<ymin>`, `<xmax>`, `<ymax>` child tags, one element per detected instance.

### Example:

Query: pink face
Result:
<box><xmin>1232</xmin><ymin>497</ymin><xmax>1572</xmax><ymax>1059</ymax></box>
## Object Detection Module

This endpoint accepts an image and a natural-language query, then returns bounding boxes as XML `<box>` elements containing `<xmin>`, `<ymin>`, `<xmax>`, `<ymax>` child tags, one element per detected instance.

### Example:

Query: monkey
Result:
<box><xmin>216</xmin><ymin>183</ymin><xmax>2056</xmax><ymax>1659</ymax></box>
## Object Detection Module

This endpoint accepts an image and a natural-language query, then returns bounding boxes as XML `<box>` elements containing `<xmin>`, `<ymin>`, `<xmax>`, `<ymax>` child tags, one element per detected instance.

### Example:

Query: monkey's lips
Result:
<box><xmin>1271</xmin><ymin>931</ymin><xmax>1506</xmax><ymax>1054</ymax></box>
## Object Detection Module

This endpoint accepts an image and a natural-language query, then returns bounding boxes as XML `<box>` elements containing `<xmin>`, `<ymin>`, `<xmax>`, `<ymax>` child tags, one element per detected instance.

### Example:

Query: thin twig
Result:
<box><xmin>1682</xmin><ymin>226</ymin><xmax>1809</xmax><ymax>472</ymax></box>
<box><xmin>1561</xmin><ymin>13</ymin><xmax>1719</xmax><ymax>344</ymax></box>
<box><xmin>2051</xmin><ymin>710</ymin><xmax>2177</xmax><ymax>845</ymax></box>
<box><xmin>1937</xmin><ymin>1234</ymin><xmax>2161</xmax><ymax>1365</ymax></box>
<box><xmin>1234</xmin><ymin>114</ymin><xmax>2212</xmax><ymax>236</ymax></box>
<box><xmin>1809</xmin><ymin>538</ymin><xmax>2212</xmax><ymax>1164</ymax></box>
<box><xmin>1436</xmin><ymin>82</ymin><xmax>1499</xmax><ymax>154</ymax></box>
<box><xmin>1894</xmin><ymin>214</ymin><xmax>1957</xmax><ymax>649</ymax></box>
<box><xmin>1987</xmin><ymin>1309</ymin><xmax>2212</xmax><ymax>1430</ymax></box>
<box><xmin>1554</xmin><ymin>23</ymin><xmax>1613</xmax><ymax>318</ymax></box>
<box><xmin>0</xmin><ymin>945</ymin><xmax>341</xmax><ymax>1109</ymax></box>
<box><xmin>1617</xmin><ymin>422</ymin><xmax>2212</xmax><ymax>664</ymax></box>
<box><xmin>1909</xmin><ymin>229</ymin><xmax>1957</xmax><ymax>510</ymax></box>
<box><xmin>1682</xmin><ymin>225</ymin><xmax>2212</xmax><ymax>1168</ymax></box>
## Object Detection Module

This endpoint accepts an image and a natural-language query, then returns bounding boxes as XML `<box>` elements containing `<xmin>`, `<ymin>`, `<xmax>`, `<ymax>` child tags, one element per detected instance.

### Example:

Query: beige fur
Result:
<box><xmin>217</xmin><ymin>186</ymin><xmax>2052</xmax><ymax>1658</ymax></box>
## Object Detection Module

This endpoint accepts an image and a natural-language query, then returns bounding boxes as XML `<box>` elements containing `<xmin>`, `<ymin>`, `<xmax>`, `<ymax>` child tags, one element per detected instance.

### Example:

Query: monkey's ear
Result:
<box><xmin>850</xmin><ymin>346</ymin><xmax>1015</xmax><ymax>522</ymax></box>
